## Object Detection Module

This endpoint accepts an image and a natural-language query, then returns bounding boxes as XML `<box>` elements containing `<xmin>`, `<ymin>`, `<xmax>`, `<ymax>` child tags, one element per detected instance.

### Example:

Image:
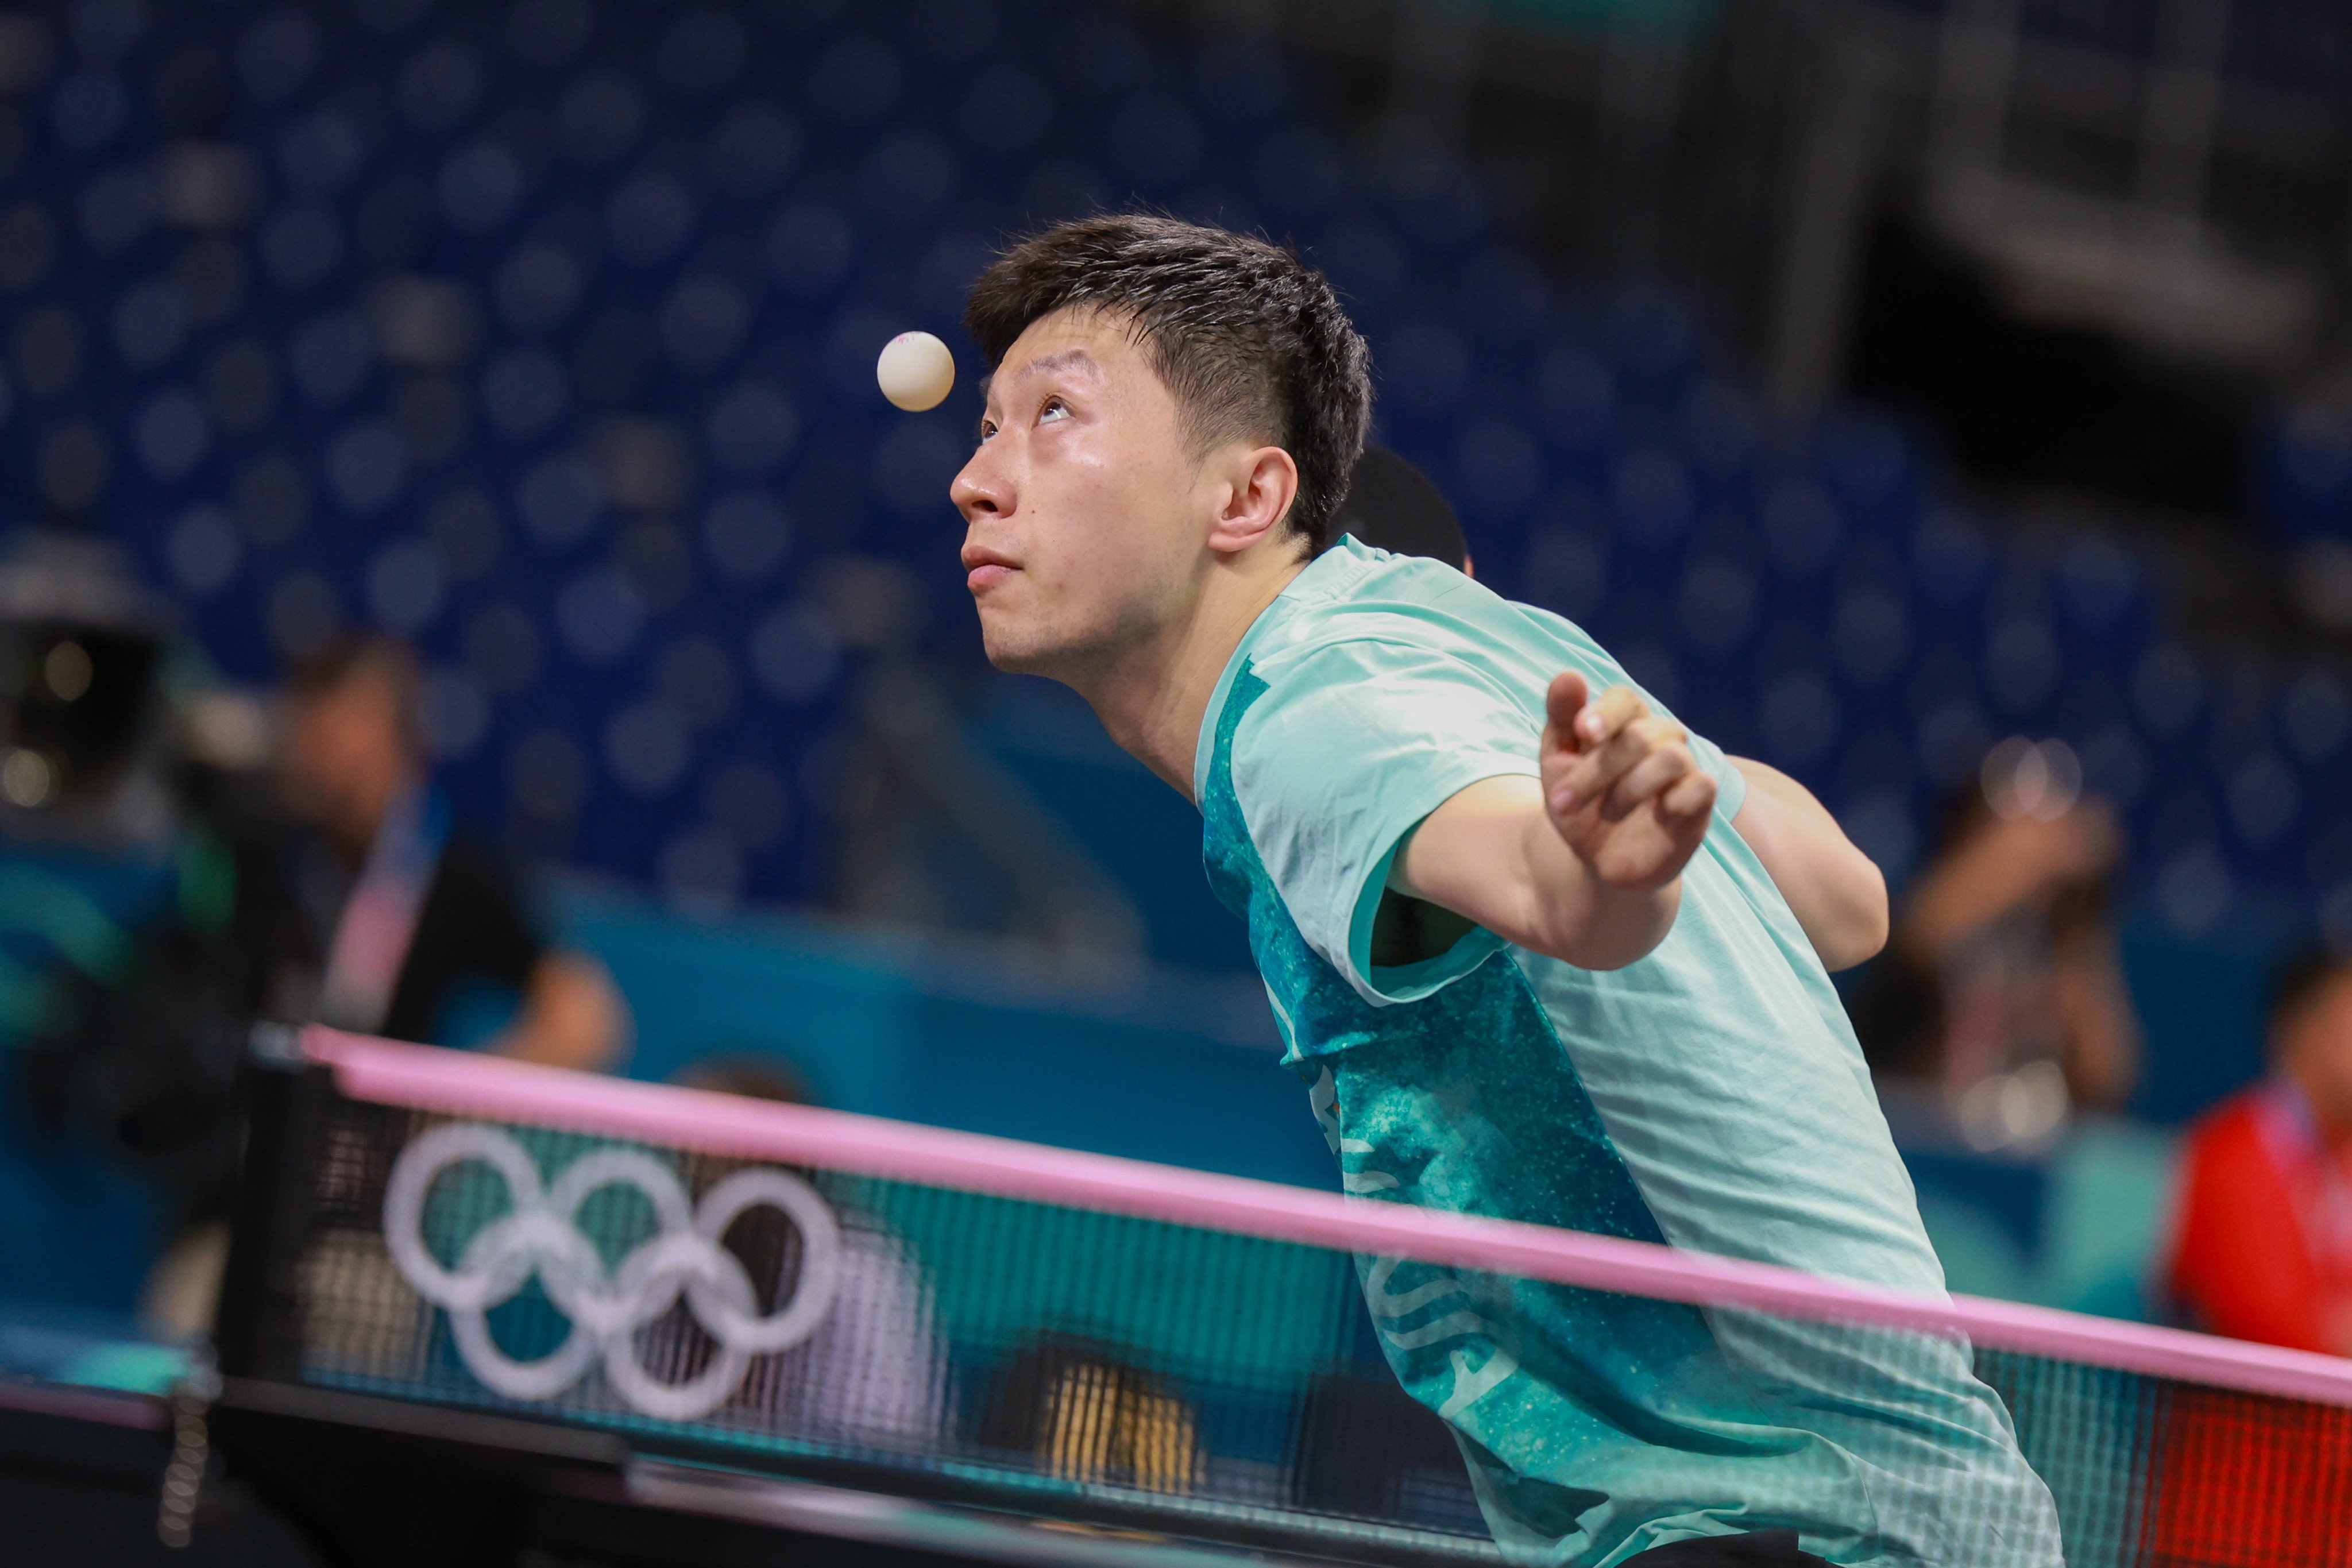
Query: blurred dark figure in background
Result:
<box><xmin>2166</xmin><ymin>950</ymin><xmax>2352</xmax><ymax>1354</ymax></box>
<box><xmin>982</xmin><ymin>1334</ymin><xmax>1200</xmax><ymax>1494</ymax></box>
<box><xmin>671</xmin><ymin>1053</ymin><xmax>814</xmax><ymax>1106</ymax></box>
<box><xmin>24</xmin><ymin>634</ymin><xmax>627</xmax><ymax>1337</ymax></box>
<box><xmin>278</xmin><ymin>636</ymin><xmax>626</xmax><ymax>1070</ymax></box>
<box><xmin>1335</xmin><ymin>446</ymin><xmax>1469</xmax><ymax>573</ymax></box>
<box><xmin>1852</xmin><ymin>739</ymin><xmax>2139</xmax><ymax>1143</ymax></box>
<box><xmin>670</xmin><ymin>1051</ymin><xmax>947</xmax><ymax>1447</ymax></box>
<box><xmin>16</xmin><ymin>686</ymin><xmax>311</xmax><ymax>1299</ymax></box>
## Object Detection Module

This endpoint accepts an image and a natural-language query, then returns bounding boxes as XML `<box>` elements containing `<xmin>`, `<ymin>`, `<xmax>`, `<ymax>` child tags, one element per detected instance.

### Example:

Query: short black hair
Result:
<box><xmin>2272</xmin><ymin>946</ymin><xmax>2352</xmax><ymax>1042</ymax></box>
<box><xmin>964</xmin><ymin>214</ymin><xmax>1372</xmax><ymax>554</ymax></box>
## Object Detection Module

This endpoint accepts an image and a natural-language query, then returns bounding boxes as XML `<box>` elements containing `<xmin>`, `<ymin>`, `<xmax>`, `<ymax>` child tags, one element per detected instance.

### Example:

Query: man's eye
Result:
<box><xmin>1038</xmin><ymin>397</ymin><xmax>1069</xmax><ymax>423</ymax></box>
<box><xmin>977</xmin><ymin>420</ymin><xmax>997</xmax><ymax>443</ymax></box>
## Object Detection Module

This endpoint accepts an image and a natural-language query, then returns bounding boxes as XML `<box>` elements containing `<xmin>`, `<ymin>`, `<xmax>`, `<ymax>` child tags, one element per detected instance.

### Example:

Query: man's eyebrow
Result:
<box><xmin>1021</xmin><ymin>347</ymin><xmax>1103</xmax><ymax>380</ymax></box>
<box><xmin>979</xmin><ymin>348</ymin><xmax>1100</xmax><ymax>429</ymax></box>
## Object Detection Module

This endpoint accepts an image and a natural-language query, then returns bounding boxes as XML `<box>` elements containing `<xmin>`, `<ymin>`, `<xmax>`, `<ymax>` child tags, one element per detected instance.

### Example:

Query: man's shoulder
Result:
<box><xmin>1202</xmin><ymin>545</ymin><xmax>1574</xmax><ymax>794</ymax></box>
<box><xmin>1252</xmin><ymin>550</ymin><xmax>1551</xmax><ymax>681</ymax></box>
<box><xmin>1287</xmin><ymin>540</ymin><xmax>1521</xmax><ymax>623</ymax></box>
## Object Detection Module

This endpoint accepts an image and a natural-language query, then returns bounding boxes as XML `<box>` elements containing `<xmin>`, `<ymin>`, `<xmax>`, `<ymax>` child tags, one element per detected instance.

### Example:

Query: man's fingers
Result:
<box><xmin>1574</xmin><ymin>685</ymin><xmax>1646</xmax><ymax>749</ymax></box>
<box><xmin>1545</xmin><ymin>671</ymin><xmax>1591</xmax><ymax>739</ymax></box>
<box><xmin>1560</xmin><ymin>727</ymin><xmax>1653</xmax><ymax>806</ymax></box>
<box><xmin>1556</xmin><ymin>716</ymin><xmax>1687</xmax><ymax>812</ymax></box>
<box><xmin>1659</xmin><ymin>770</ymin><xmax>1717</xmax><ymax>819</ymax></box>
<box><xmin>1600</xmin><ymin>747</ymin><xmax>1694</xmax><ymax>821</ymax></box>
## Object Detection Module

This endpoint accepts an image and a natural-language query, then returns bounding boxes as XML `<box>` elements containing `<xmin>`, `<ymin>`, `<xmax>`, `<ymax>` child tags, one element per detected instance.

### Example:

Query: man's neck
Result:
<box><xmin>1076</xmin><ymin>551</ymin><xmax>1308</xmax><ymax>800</ymax></box>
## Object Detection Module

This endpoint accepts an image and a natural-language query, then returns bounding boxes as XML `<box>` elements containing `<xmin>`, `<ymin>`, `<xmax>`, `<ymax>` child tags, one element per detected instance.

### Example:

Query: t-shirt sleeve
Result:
<box><xmin>1694</xmin><ymin>728</ymin><xmax>1745</xmax><ymax>820</ymax></box>
<box><xmin>1229</xmin><ymin>638</ymin><xmax>1538</xmax><ymax>1006</ymax></box>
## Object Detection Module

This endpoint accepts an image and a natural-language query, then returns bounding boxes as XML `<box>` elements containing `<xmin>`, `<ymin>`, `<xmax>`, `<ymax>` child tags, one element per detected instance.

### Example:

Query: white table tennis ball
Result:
<box><xmin>877</xmin><ymin>331</ymin><xmax>956</xmax><ymax>412</ymax></box>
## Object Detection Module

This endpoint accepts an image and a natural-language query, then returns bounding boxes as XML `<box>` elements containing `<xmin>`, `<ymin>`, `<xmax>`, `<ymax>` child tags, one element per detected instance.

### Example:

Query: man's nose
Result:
<box><xmin>951</xmin><ymin>448</ymin><xmax>1007</xmax><ymax>520</ymax></box>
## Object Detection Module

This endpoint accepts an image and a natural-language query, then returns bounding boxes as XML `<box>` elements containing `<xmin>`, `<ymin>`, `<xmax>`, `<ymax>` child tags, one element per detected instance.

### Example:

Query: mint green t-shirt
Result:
<box><xmin>1195</xmin><ymin>539</ymin><xmax>2061</xmax><ymax>1568</ymax></box>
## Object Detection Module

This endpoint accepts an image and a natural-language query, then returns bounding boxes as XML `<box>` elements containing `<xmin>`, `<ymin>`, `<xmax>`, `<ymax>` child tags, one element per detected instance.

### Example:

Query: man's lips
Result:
<box><xmin>963</xmin><ymin>547</ymin><xmax>1017</xmax><ymax>593</ymax></box>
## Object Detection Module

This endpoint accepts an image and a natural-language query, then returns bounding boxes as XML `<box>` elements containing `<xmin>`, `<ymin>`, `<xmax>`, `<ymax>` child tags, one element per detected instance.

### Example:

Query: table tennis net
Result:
<box><xmin>234</xmin><ymin>1034</ymin><xmax>2352</xmax><ymax>1568</ymax></box>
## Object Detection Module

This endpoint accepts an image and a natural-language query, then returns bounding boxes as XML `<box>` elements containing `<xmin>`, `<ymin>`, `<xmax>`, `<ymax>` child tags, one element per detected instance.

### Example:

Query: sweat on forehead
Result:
<box><xmin>964</xmin><ymin>214</ymin><xmax>1372</xmax><ymax>553</ymax></box>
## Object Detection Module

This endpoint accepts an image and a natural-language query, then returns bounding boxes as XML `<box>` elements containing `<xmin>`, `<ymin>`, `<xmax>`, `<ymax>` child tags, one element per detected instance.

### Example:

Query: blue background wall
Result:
<box><xmin>0</xmin><ymin>0</ymin><xmax>2329</xmax><ymax>1334</ymax></box>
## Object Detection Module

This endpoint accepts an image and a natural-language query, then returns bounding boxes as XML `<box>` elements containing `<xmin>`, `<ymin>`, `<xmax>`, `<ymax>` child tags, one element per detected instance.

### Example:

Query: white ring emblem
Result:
<box><xmin>381</xmin><ymin>1123</ymin><xmax>841</xmax><ymax>1422</ymax></box>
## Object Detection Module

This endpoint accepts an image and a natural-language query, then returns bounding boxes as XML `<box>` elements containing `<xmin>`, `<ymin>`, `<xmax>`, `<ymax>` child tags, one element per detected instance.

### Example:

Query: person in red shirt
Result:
<box><xmin>2167</xmin><ymin>949</ymin><xmax>2352</xmax><ymax>1353</ymax></box>
<box><xmin>2155</xmin><ymin>951</ymin><xmax>2352</xmax><ymax>1567</ymax></box>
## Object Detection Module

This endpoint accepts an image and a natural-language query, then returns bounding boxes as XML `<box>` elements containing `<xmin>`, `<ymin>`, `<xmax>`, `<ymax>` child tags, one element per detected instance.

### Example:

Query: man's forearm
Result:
<box><xmin>1395</xmin><ymin>777</ymin><xmax>1683</xmax><ymax>971</ymax></box>
<box><xmin>1508</xmin><ymin>803</ymin><xmax>1682</xmax><ymax>967</ymax></box>
<box><xmin>1392</xmin><ymin>678</ymin><xmax>1715</xmax><ymax>973</ymax></box>
<box><xmin>2052</xmin><ymin>934</ymin><xmax>2139</xmax><ymax>1107</ymax></box>
<box><xmin>1728</xmin><ymin>759</ymin><xmax>1887</xmax><ymax>971</ymax></box>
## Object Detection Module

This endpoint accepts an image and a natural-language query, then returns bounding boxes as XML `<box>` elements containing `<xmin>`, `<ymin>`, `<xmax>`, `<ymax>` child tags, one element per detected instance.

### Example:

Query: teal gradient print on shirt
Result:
<box><xmin>1192</xmin><ymin>540</ymin><xmax>2064</xmax><ymax>1568</ymax></box>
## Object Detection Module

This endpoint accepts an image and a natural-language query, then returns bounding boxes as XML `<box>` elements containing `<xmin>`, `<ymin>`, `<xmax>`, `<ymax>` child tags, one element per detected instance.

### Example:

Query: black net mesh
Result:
<box><xmin>254</xmin><ymin>1087</ymin><xmax>2352</xmax><ymax>1567</ymax></box>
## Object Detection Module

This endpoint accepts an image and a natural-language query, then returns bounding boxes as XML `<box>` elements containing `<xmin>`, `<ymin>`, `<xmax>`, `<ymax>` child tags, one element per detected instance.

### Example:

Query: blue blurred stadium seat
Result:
<box><xmin>0</xmin><ymin>0</ymin><xmax>2343</xmax><ymax>1191</ymax></box>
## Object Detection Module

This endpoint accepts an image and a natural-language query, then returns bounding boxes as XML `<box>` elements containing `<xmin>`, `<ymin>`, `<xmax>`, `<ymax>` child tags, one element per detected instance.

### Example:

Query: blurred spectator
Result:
<box><xmin>673</xmin><ymin>1052</ymin><xmax>947</xmax><ymax>1447</ymax></box>
<box><xmin>22</xmin><ymin>635</ymin><xmax>625</xmax><ymax>1337</ymax></box>
<box><xmin>279</xmin><ymin>636</ymin><xmax>627</xmax><ymax>1070</ymax></box>
<box><xmin>2166</xmin><ymin>950</ymin><xmax>2352</xmax><ymax>1354</ymax></box>
<box><xmin>1852</xmin><ymin>740</ymin><xmax>2141</xmax><ymax>1139</ymax></box>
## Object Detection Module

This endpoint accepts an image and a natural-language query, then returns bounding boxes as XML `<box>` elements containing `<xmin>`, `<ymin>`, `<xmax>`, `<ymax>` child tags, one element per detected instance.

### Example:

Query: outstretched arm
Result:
<box><xmin>1390</xmin><ymin>674</ymin><xmax>1716</xmax><ymax>971</ymax></box>
<box><xmin>491</xmin><ymin>952</ymin><xmax>633</xmax><ymax>1073</ymax></box>
<box><xmin>1727</xmin><ymin>758</ymin><xmax>1889</xmax><ymax>972</ymax></box>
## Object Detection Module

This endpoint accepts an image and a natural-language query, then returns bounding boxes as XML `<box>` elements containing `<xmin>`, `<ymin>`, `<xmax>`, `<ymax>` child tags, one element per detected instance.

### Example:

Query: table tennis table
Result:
<box><xmin>4</xmin><ymin>1351</ymin><xmax>1458</xmax><ymax>1568</ymax></box>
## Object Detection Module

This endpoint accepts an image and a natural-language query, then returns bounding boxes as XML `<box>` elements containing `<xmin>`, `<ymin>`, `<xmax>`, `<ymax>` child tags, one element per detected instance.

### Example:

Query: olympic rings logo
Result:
<box><xmin>382</xmin><ymin>1123</ymin><xmax>841</xmax><ymax>1422</ymax></box>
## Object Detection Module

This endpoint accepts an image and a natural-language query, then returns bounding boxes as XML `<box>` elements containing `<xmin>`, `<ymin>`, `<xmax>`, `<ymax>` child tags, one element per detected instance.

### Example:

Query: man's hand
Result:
<box><xmin>1542</xmin><ymin>673</ymin><xmax>1717</xmax><ymax>893</ymax></box>
<box><xmin>1389</xmin><ymin>672</ymin><xmax>1716</xmax><ymax>972</ymax></box>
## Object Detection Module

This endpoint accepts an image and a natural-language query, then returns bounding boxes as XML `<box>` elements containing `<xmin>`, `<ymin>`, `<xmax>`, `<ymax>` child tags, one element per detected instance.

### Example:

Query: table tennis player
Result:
<box><xmin>946</xmin><ymin>214</ymin><xmax>2061</xmax><ymax>1566</ymax></box>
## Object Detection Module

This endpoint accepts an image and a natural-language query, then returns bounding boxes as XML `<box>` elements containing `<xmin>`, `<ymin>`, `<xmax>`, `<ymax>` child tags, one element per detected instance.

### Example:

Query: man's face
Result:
<box><xmin>279</xmin><ymin>672</ymin><xmax>412</xmax><ymax>855</ymax></box>
<box><xmin>2282</xmin><ymin>970</ymin><xmax>2352</xmax><ymax>1131</ymax></box>
<box><xmin>950</xmin><ymin>308</ymin><xmax>1212</xmax><ymax>679</ymax></box>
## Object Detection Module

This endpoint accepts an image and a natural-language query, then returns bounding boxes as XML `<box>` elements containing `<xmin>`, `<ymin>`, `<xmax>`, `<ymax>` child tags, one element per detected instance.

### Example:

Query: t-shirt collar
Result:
<box><xmin>1189</xmin><ymin>538</ymin><xmax>1375</xmax><ymax>800</ymax></box>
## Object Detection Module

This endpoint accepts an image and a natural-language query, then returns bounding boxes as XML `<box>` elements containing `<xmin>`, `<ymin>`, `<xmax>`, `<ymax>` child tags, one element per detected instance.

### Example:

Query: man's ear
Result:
<box><xmin>1206</xmin><ymin>445</ymin><xmax>1300</xmax><ymax>558</ymax></box>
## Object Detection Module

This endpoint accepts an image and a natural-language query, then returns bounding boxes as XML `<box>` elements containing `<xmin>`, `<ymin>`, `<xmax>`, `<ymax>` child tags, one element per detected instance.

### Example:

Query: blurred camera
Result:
<box><xmin>0</xmin><ymin>531</ymin><xmax>175</xmax><ymax>844</ymax></box>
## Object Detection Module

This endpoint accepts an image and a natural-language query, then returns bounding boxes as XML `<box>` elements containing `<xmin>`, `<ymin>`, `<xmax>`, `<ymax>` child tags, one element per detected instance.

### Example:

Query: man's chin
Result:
<box><xmin>978</xmin><ymin>615</ymin><xmax>1073</xmax><ymax>679</ymax></box>
<box><xmin>976</xmin><ymin>619</ymin><xmax>1041</xmax><ymax>674</ymax></box>
<box><xmin>980</xmin><ymin>637</ymin><xmax>1051</xmax><ymax>677</ymax></box>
